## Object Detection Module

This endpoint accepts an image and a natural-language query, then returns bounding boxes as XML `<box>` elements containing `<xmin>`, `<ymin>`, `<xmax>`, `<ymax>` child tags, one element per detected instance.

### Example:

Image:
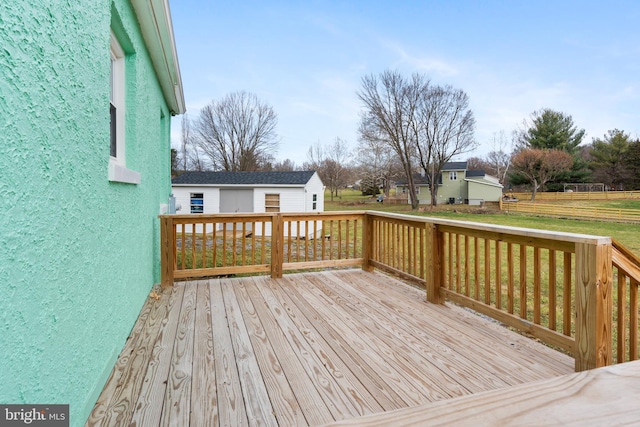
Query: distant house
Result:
<box><xmin>396</xmin><ymin>162</ymin><xmax>503</xmax><ymax>205</ymax></box>
<box><xmin>0</xmin><ymin>0</ymin><xmax>184</xmax><ymax>423</ymax></box>
<box><xmin>172</xmin><ymin>171</ymin><xmax>325</xmax><ymax>236</ymax></box>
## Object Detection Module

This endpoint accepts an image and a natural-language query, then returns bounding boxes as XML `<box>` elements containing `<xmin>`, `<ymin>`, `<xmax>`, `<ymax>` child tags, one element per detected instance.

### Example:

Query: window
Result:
<box><xmin>312</xmin><ymin>194</ymin><xmax>317</xmax><ymax>210</ymax></box>
<box><xmin>449</xmin><ymin>171</ymin><xmax>458</xmax><ymax>181</ymax></box>
<box><xmin>190</xmin><ymin>193</ymin><xmax>204</xmax><ymax>214</ymax></box>
<box><xmin>108</xmin><ymin>31</ymin><xmax>140</xmax><ymax>184</ymax></box>
<box><xmin>265</xmin><ymin>194</ymin><xmax>280</xmax><ymax>212</ymax></box>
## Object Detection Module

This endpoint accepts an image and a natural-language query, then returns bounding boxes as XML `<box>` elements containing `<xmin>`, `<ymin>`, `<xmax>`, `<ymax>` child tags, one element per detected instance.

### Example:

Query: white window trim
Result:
<box><xmin>109</xmin><ymin>31</ymin><xmax>140</xmax><ymax>184</ymax></box>
<box><xmin>190</xmin><ymin>193</ymin><xmax>204</xmax><ymax>214</ymax></box>
<box><xmin>449</xmin><ymin>171</ymin><xmax>458</xmax><ymax>181</ymax></box>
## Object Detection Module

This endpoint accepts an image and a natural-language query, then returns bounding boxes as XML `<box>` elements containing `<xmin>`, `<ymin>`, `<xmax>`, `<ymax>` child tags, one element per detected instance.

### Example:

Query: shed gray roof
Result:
<box><xmin>172</xmin><ymin>171</ymin><xmax>317</xmax><ymax>186</ymax></box>
<box><xmin>442</xmin><ymin>161</ymin><xmax>467</xmax><ymax>171</ymax></box>
<box><xmin>465</xmin><ymin>170</ymin><xmax>486</xmax><ymax>178</ymax></box>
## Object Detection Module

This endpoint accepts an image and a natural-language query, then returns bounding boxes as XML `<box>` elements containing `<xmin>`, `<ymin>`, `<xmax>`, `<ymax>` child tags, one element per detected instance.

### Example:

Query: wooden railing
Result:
<box><xmin>160</xmin><ymin>211</ymin><xmax>640</xmax><ymax>371</ymax></box>
<box><xmin>160</xmin><ymin>212</ymin><xmax>365</xmax><ymax>282</ymax></box>
<box><xmin>612</xmin><ymin>239</ymin><xmax>640</xmax><ymax>363</ymax></box>
<box><xmin>502</xmin><ymin>201</ymin><xmax>640</xmax><ymax>222</ymax></box>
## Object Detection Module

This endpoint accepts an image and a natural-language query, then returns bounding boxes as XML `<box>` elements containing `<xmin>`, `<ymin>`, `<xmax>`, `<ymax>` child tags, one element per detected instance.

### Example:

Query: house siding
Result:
<box><xmin>467</xmin><ymin>181</ymin><xmax>503</xmax><ymax>202</ymax></box>
<box><xmin>437</xmin><ymin>170</ymin><xmax>467</xmax><ymax>204</ymax></box>
<box><xmin>0</xmin><ymin>1</ymin><xmax>173</xmax><ymax>424</ymax></box>
<box><xmin>171</xmin><ymin>172</ymin><xmax>325</xmax><ymax>236</ymax></box>
<box><xmin>305</xmin><ymin>172</ymin><xmax>325</xmax><ymax>212</ymax></box>
<box><xmin>174</xmin><ymin>186</ymin><xmax>221</xmax><ymax>216</ymax></box>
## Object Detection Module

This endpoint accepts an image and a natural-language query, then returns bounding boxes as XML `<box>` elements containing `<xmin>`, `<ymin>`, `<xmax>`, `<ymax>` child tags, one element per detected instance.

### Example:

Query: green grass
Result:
<box><xmin>327</xmin><ymin>188</ymin><xmax>640</xmax><ymax>253</ymax></box>
<box><xmin>540</xmin><ymin>199</ymin><xmax>640</xmax><ymax>210</ymax></box>
<box><xmin>415</xmin><ymin>210</ymin><xmax>640</xmax><ymax>253</ymax></box>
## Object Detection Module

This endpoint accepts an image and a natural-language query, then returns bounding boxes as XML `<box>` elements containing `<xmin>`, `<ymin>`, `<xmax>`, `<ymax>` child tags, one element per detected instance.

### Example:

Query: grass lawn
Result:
<box><xmin>325</xmin><ymin>189</ymin><xmax>640</xmax><ymax>254</ymax></box>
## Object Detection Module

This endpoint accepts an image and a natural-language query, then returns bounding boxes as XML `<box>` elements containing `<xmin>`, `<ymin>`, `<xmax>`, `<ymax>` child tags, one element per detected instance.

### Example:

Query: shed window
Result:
<box><xmin>312</xmin><ymin>194</ymin><xmax>317</xmax><ymax>210</ymax></box>
<box><xmin>449</xmin><ymin>171</ymin><xmax>458</xmax><ymax>181</ymax></box>
<box><xmin>190</xmin><ymin>193</ymin><xmax>204</xmax><ymax>214</ymax></box>
<box><xmin>265</xmin><ymin>194</ymin><xmax>280</xmax><ymax>212</ymax></box>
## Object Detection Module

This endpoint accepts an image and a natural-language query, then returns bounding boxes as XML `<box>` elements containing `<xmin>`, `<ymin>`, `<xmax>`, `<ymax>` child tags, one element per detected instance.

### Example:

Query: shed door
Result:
<box><xmin>220</xmin><ymin>189</ymin><xmax>254</xmax><ymax>231</ymax></box>
<box><xmin>220</xmin><ymin>189</ymin><xmax>253</xmax><ymax>213</ymax></box>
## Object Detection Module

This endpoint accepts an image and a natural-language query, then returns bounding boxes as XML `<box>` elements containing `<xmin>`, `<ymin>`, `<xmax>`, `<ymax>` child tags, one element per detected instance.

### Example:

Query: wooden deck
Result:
<box><xmin>86</xmin><ymin>270</ymin><xmax>573</xmax><ymax>426</ymax></box>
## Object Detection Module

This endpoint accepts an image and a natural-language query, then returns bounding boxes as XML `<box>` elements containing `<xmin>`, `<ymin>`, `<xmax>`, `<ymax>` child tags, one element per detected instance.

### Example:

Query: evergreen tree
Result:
<box><xmin>513</xmin><ymin>109</ymin><xmax>588</xmax><ymax>191</ymax></box>
<box><xmin>625</xmin><ymin>138</ymin><xmax>640</xmax><ymax>190</ymax></box>
<box><xmin>589</xmin><ymin>130</ymin><xmax>631</xmax><ymax>190</ymax></box>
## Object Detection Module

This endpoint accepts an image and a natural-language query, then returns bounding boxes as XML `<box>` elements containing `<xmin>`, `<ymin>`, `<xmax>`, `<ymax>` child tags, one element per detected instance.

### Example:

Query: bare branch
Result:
<box><xmin>193</xmin><ymin>91</ymin><xmax>279</xmax><ymax>171</ymax></box>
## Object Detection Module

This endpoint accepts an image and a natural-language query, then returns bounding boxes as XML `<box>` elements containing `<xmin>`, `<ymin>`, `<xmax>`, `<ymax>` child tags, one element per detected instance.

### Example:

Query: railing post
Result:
<box><xmin>160</xmin><ymin>215</ymin><xmax>175</xmax><ymax>288</ymax></box>
<box><xmin>426</xmin><ymin>223</ymin><xmax>444</xmax><ymax>304</ymax></box>
<box><xmin>574</xmin><ymin>241</ymin><xmax>613</xmax><ymax>371</ymax></box>
<box><xmin>362</xmin><ymin>213</ymin><xmax>374</xmax><ymax>272</ymax></box>
<box><xmin>271</xmin><ymin>213</ymin><xmax>284</xmax><ymax>278</ymax></box>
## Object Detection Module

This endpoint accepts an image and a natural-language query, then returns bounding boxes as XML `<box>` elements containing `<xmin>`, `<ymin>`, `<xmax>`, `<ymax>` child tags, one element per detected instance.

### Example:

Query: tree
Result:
<box><xmin>467</xmin><ymin>132</ymin><xmax>512</xmax><ymax>186</ymax></box>
<box><xmin>466</xmin><ymin>156</ymin><xmax>489</xmax><ymax>171</ymax></box>
<box><xmin>626</xmin><ymin>138</ymin><xmax>640</xmax><ymax>190</ymax></box>
<box><xmin>304</xmin><ymin>138</ymin><xmax>352</xmax><ymax>201</ymax></box>
<box><xmin>357</xmin><ymin>70</ymin><xmax>425</xmax><ymax>209</ymax></box>
<box><xmin>416</xmin><ymin>84</ymin><xmax>477</xmax><ymax>206</ymax></box>
<box><xmin>486</xmin><ymin>130</ymin><xmax>512</xmax><ymax>185</ymax></box>
<box><xmin>356</xmin><ymin>125</ymin><xmax>404</xmax><ymax>197</ymax></box>
<box><xmin>194</xmin><ymin>91</ymin><xmax>279</xmax><ymax>171</ymax></box>
<box><xmin>515</xmin><ymin>109</ymin><xmax>585</xmax><ymax>153</ymax></box>
<box><xmin>267</xmin><ymin>158</ymin><xmax>299</xmax><ymax>171</ymax></box>
<box><xmin>514</xmin><ymin>109</ymin><xmax>588</xmax><ymax>190</ymax></box>
<box><xmin>511</xmin><ymin>149</ymin><xmax>573</xmax><ymax>201</ymax></box>
<box><xmin>176</xmin><ymin>113</ymin><xmax>207</xmax><ymax>171</ymax></box>
<box><xmin>588</xmin><ymin>129</ymin><xmax>631</xmax><ymax>190</ymax></box>
<box><xmin>358</xmin><ymin>70</ymin><xmax>476</xmax><ymax>208</ymax></box>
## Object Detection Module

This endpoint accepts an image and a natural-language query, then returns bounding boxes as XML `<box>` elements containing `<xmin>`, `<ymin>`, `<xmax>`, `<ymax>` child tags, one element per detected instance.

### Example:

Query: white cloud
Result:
<box><xmin>381</xmin><ymin>40</ymin><xmax>459</xmax><ymax>76</ymax></box>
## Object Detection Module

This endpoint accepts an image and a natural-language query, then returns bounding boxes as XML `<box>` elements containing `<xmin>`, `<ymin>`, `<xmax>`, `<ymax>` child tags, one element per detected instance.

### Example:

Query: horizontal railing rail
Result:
<box><xmin>160</xmin><ymin>210</ymin><xmax>634</xmax><ymax>371</ymax></box>
<box><xmin>160</xmin><ymin>212</ymin><xmax>365</xmax><ymax>283</ymax></box>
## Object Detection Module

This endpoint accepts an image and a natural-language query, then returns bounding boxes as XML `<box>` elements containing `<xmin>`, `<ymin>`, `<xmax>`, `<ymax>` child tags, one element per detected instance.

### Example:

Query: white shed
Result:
<box><xmin>171</xmin><ymin>170</ymin><xmax>325</xmax><ymax>236</ymax></box>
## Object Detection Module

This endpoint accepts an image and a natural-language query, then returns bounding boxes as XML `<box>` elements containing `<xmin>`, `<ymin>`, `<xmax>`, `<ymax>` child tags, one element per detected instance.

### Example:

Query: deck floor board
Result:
<box><xmin>87</xmin><ymin>270</ymin><xmax>574</xmax><ymax>427</ymax></box>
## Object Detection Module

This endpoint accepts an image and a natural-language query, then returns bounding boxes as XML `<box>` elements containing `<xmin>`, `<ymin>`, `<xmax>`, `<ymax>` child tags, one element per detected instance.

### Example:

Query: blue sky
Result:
<box><xmin>170</xmin><ymin>1</ymin><xmax>640</xmax><ymax>166</ymax></box>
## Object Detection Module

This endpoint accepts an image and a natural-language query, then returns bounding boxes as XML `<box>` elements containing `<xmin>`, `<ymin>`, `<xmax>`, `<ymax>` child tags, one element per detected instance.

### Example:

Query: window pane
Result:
<box><xmin>190</xmin><ymin>193</ymin><xmax>204</xmax><ymax>214</ymax></box>
<box><xmin>110</xmin><ymin>103</ymin><xmax>117</xmax><ymax>157</ymax></box>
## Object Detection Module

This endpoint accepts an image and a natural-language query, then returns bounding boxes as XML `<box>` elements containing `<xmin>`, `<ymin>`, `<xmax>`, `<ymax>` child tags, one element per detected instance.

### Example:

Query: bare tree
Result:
<box><xmin>357</xmin><ymin>71</ymin><xmax>426</xmax><ymax>209</ymax></box>
<box><xmin>466</xmin><ymin>156</ymin><xmax>490</xmax><ymax>171</ymax></box>
<box><xmin>180</xmin><ymin>114</ymin><xmax>190</xmax><ymax>171</ymax></box>
<box><xmin>177</xmin><ymin>113</ymin><xmax>207</xmax><ymax>171</ymax></box>
<box><xmin>486</xmin><ymin>130</ymin><xmax>512</xmax><ymax>184</ymax></box>
<box><xmin>356</xmin><ymin>130</ymin><xmax>403</xmax><ymax>197</ymax></box>
<box><xmin>304</xmin><ymin>140</ymin><xmax>324</xmax><ymax>172</ymax></box>
<box><xmin>194</xmin><ymin>91</ymin><xmax>279</xmax><ymax>171</ymax></box>
<box><xmin>416</xmin><ymin>84</ymin><xmax>477</xmax><ymax>206</ymax></box>
<box><xmin>270</xmin><ymin>158</ymin><xmax>299</xmax><ymax>171</ymax></box>
<box><xmin>511</xmin><ymin>149</ymin><xmax>573</xmax><ymax>201</ymax></box>
<box><xmin>325</xmin><ymin>137</ymin><xmax>352</xmax><ymax>200</ymax></box>
<box><xmin>304</xmin><ymin>138</ymin><xmax>352</xmax><ymax>201</ymax></box>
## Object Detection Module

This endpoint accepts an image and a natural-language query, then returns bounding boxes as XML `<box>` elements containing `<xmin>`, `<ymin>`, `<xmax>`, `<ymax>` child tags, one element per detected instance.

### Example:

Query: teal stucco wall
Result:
<box><xmin>0</xmin><ymin>1</ymin><xmax>172</xmax><ymax>425</ymax></box>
